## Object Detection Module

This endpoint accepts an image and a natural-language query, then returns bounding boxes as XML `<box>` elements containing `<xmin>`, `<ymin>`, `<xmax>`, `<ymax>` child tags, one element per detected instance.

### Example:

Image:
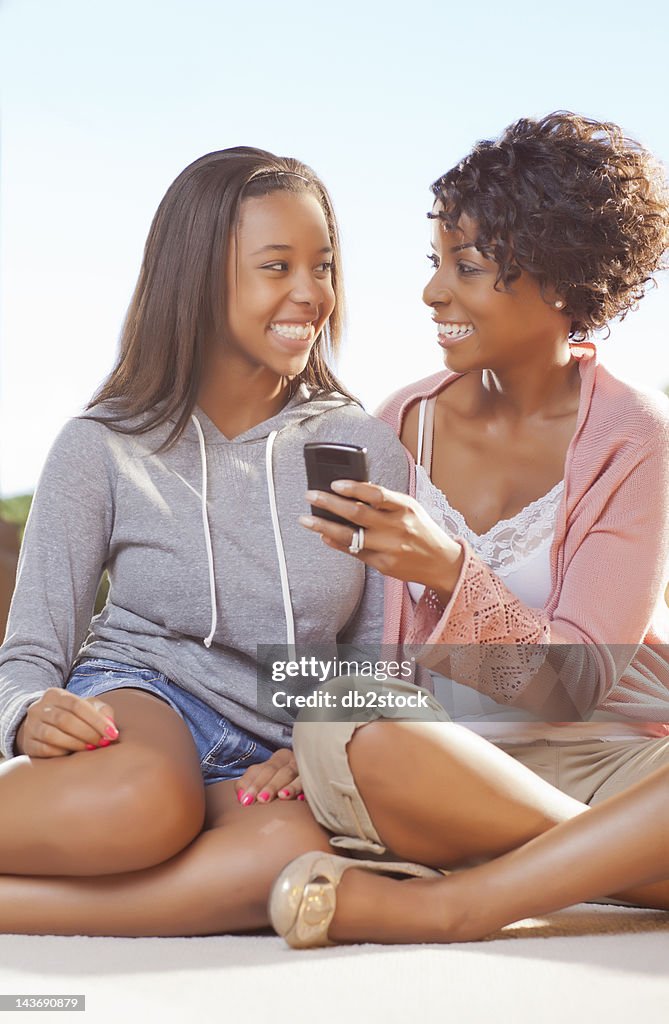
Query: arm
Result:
<box><xmin>0</xmin><ymin>418</ymin><xmax>116</xmax><ymax>757</ymax></box>
<box><xmin>408</xmin><ymin>430</ymin><xmax>669</xmax><ymax>720</ymax></box>
<box><xmin>299</xmin><ymin>428</ymin><xmax>669</xmax><ymax>720</ymax></box>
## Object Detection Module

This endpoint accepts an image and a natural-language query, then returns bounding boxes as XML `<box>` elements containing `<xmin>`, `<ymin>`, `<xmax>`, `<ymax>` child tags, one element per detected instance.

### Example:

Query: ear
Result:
<box><xmin>543</xmin><ymin>285</ymin><xmax>567</xmax><ymax>312</ymax></box>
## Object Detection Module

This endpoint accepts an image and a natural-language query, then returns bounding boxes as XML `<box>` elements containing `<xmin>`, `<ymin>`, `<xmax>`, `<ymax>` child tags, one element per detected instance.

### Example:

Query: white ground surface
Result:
<box><xmin>1</xmin><ymin>906</ymin><xmax>668</xmax><ymax>1024</ymax></box>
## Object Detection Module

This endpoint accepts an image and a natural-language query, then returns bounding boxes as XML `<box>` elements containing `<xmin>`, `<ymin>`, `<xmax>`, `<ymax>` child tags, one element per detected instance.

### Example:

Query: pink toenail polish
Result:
<box><xmin>257</xmin><ymin>791</ymin><xmax>271</xmax><ymax>802</ymax></box>
<box><xmin>297</xmin><ymin>794</ymin><xmax>306</xmax><ymax>801</ymax></box>
<box><xmin>278</xmin><ymin>789</ymin><xmax>290</xmax><ymax>798</ymax></box>
<box><xmin>241</xmin><ymin>793</ymin><xmax>255</xmax><ymax>806</ymax></box>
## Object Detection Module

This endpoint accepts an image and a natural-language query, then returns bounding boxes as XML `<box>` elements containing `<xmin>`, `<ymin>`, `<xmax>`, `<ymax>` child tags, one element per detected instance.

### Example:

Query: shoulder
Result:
<box><xmin>47</xmin><ymin>413</ymin><xmax>115</xmax><ymax>458</ymax></box>
<box><xmin>305</xmin><ymin>400</ymin><xmax>410</xmax><ymax>490</ymax></box>
<box><xmin>42</xmin><ymin>408</ymin><xmax>144</xmax><ymax>481</ymax></box>
<box><xmin>374</xmin><ymin>370</ymin><xmax>458</xmax><ymax>431</ymax></box>
<box><xmin>306</xmin><ymin>399</ymin><xmax>402</xmax><ymax>449</ymax></box>
<box><xmin>590</xmin><ymin>363</ymin><xmax>669</xmax><ymax>446</ymax></box>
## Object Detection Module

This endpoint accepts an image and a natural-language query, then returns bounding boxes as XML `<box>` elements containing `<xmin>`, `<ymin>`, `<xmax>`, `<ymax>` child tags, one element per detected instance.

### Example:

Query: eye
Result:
<box><xmin>315</xmin><ymin>261</ymin><xmax>333</xmax><ymax>274</ymax></box>
<box><xmin>456</xmin><ymin>261</ymin><xmax>481</xmax><ymax>276</ymax></box>
<box><xmin>427</xmin><ymin>253</ymin><xmax>440</xmax><ymax>270</ymax></box>
<box><xmin>261</xmin><ymin>261</ymin><xmax>288</xmax><ymax>272</ymax></box>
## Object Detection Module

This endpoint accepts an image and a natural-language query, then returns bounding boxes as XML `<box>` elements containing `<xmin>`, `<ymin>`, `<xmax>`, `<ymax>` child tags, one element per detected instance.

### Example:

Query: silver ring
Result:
<box><xmin>348</xmin><ymin>526</ymin><xmax>365</xmax><ymax>554</ymax></box>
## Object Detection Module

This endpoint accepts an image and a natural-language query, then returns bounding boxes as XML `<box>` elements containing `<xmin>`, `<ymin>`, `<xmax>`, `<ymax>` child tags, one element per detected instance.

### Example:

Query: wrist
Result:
<box><xmin>14</xmin><ymin>719</ymin><xmax>27</xmax><ymax>756</ymax></box>
<box><xmin>427</xmin><ymin>543</ymin><xmax>465</xmax><ymax>605</ymax></box>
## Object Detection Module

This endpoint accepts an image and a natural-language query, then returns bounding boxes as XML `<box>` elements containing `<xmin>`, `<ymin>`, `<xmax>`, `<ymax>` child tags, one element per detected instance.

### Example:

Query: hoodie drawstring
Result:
<box><xmin>191</xmin><ymin>415</ymin><xmax>295</xmax><ymax>652</ymax></box>
<box><xmin>191</xmin><ymin>414</ymin><xmax>217</xmax><ymax>648</ymax></box>
<box><xmin>266</xmin><ymin>429</ymin><xmax>296</xmax><ymax>651</ymax></box>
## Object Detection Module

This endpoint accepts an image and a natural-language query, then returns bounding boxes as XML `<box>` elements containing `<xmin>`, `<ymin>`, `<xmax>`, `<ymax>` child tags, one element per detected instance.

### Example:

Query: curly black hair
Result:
<box><xmin>430</xmin><ymin>112</ymin><xmax>669</xmax><ymax>339</ymax></box>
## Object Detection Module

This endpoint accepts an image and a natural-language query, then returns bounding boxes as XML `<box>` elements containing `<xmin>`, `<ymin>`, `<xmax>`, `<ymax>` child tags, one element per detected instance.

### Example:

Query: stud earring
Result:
<box><xmin>554</xmin><ymin>300</ymin><xmax>565</xmax><ymax>309</ymax></box>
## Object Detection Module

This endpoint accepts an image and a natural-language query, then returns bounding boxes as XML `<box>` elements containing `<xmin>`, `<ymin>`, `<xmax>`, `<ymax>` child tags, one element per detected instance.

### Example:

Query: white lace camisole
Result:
<box><xmin>408</xmin><ymin>396</ymin><xmax>648</xmax><ymax>742</ymax></box>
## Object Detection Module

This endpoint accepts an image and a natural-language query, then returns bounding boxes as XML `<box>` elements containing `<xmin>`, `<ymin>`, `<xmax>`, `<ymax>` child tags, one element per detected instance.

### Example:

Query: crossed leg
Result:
<box><xmin>0</xmin><ymin>688</ymin><xmax>206</xmax><ymax>876</ymax></box>
<box><xmin>0</xmin><ymin>781</ymin><xmax>331</xmax><ymax>936</ymax></box>
<box><xmin>327</xmin><ymin>759</ymin><xmax>669</xmax><ymax>944</ymax></box>
<box><xmin>0</xmin><ymin>687</ymin><xmax>330</xmax><ymax>935</ymax></box>
<box><xmin>293</xmin><ymin>720</ymin><xmax>669</xmax><ymax>944</ymax></box>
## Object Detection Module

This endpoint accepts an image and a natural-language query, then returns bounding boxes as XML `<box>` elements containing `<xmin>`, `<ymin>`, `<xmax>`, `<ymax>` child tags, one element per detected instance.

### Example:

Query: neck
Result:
<box><xmin>197</xmin><ymin>351</ymin><xmax>294</xmax><ymax>438</ymax></box>
<box><xmin>477</xmin><ymin>342</ymin><xmax>581</xmax><ymax>421</ymax></box>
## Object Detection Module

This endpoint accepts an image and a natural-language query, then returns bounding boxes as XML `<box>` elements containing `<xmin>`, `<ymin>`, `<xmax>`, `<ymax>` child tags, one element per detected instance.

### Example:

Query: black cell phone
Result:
<box><xmin>303</xmin><ymin>443</ymin><xmax>369</xmax><ymax>526</ymax></box>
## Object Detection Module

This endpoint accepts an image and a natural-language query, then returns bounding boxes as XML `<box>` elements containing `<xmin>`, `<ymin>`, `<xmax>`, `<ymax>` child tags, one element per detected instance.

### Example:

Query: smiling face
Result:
<box><xmin>423</xmin><ymin>203</ymin><xmax>567</xmax><ymax>373</ymax></box>
<box><xmin>223</xmin><ymin>190</ymin><xmax>336</xmax><ymax>379</ymax></box>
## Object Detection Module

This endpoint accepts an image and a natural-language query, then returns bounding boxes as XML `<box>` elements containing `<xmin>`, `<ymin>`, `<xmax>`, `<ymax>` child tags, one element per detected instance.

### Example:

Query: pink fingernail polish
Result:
<box><xmin>105</xmin><ymin>724</ymin><xmax>119</xmax><ymax>739</ymax></box>
<box><xmin>241</xmin><ymin>793</ymin><xmax>255</xmax><ymax>806</ymax></box>
<box><xmin>278</xmin><ymin>789</ymin><xmax>290</xmax><ymax>798</ymax></box>
<box><xmin>237</xmin><ymin>790</ymin><xmax>245</xmax><ymax>803</ymax></box>
<box><xmin>85</xmin><ymin>743</ymin><xmax>96</xmax><ymax>751</ymax></box>
<box><xmin>98</xmin><ymin>737</ymin><xmax>111</xmax><ymax>747</ymax></box>
<box><xmin>258</xmin><ymin>791</ymin><xmax>271</xmax><ymax>802</ymax></box>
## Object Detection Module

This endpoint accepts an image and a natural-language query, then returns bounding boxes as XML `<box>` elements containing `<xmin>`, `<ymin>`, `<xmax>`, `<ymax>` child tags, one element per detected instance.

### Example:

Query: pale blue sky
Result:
<box><xmin>2</xmin><ymin>0</ymin><xmax>668</xmax><ymax>494</ymax></box>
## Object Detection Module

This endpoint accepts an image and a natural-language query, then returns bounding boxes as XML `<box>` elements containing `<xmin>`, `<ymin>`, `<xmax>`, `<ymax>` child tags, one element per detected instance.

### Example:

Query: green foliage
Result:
<box><xmin>0</xmin><ymin>494</ymin><xmax>33</xmax><ymax>541</ymax></box>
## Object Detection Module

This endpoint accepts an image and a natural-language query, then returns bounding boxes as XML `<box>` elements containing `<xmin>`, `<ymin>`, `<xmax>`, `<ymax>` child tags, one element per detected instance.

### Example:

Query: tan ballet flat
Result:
<box><xmin>268</xmin><ymin>850</ymin><xmax>442</xmax><ymax>949</ymax></box>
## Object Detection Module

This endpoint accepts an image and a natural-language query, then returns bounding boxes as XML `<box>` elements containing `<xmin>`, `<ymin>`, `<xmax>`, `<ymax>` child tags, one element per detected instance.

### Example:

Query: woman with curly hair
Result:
<box><xmin>269</xmin><ymin>112</ymin><xmax>669</xmax><ymax>946</ymax></box>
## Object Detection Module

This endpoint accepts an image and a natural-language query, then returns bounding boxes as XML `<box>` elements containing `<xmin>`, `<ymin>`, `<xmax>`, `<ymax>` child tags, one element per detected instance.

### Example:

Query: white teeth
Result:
<box><xmin>270</xmin><ymin>322</ymin><xmax>313</xmax><ymax>340</ymax></box>
<box><xmin>437</xmin><ymin>322</ymin><xmax>475</xmax><ymax>338</ymax></box>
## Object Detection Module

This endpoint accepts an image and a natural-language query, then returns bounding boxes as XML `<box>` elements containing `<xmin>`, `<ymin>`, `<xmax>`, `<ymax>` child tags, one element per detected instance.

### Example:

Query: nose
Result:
<box><xmin>422</xmin><ymin>269</ymin><xmax>452</xmax><ymax>309</ymax></box>
<box><xmin>290</xmin><ymin>267</ymin><xmax>324</xmax><ymax>310</ymax></box>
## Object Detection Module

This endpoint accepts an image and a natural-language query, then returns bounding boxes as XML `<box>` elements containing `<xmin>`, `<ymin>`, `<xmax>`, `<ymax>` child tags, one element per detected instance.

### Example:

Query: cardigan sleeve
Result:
<box><xmin>406</xmin><ymin>428</ymin><xmax>669</xmax><ymax>721</ymax></box>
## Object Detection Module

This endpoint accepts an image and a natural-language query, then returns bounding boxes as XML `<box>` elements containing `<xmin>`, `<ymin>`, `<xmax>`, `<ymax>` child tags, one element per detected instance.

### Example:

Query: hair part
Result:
<box><xmin>87</xmin><ymin>147</ymin><xmax>353</xmax><ymax>447</ymax></box>
<box><xmin>430</xmin><ymin>112</ymin><xmax>669</xmax><ymax>339</ymax></box>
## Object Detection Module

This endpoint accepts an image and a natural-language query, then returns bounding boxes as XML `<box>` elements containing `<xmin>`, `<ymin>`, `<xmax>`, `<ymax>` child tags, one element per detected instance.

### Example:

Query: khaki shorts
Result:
<box><xmin>497</xmin><ymin>735</ymin><xmax>669</xmax><ymax>805</ymax></box>
<box><xmin>293</xmin><ymin>677</ymin><xmax>669</xmax><ymax>858</ymax></box>
<box><xmin>293</xmin><ymin>676</ymin><xmax>449</xmax><ymax>857</ymax></box>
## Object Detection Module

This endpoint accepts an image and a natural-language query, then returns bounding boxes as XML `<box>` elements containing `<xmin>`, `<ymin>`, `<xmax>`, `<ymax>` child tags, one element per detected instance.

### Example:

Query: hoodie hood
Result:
<box><xmin>183</xmin><ymin>384</ymin><xmax>351</xmax><ymax>447</ymax></box>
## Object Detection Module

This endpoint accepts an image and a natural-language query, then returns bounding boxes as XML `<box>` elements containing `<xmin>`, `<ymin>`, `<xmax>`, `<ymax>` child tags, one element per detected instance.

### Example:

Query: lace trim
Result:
<box><xmin>415</xmin><ymin>466</ymin><xmax>563</xmax><ymax>575</ymax></box>
<box><xmin>407</xmin><ymin>553</ymin><xmax>551</xmax><ymax>703</ymax></box>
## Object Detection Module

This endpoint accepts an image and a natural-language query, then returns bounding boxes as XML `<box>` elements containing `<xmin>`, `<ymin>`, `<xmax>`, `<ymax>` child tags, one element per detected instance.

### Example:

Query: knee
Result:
<box><xmin>293</xmin><ymin>717</ymin><xmax>399</xmax><ymax>792</ymax></box>
<box><xmin>115</xmin><ymin>754</ymin><xmax>206</xmax><ymax>863</ymax></box>
<box><xmin>62</xmin><ymin>753</ymin><xmax>206</xmax><ymax>873</ymax></box>
<box><xmin>346</xmin><ymin>721</ymin><xmax>399</xmax><ymax>790</ymax></box>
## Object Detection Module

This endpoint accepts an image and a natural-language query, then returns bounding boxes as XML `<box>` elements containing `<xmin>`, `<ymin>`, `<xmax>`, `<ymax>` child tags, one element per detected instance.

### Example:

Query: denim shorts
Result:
<box><xmin>66</xmin><ymin>658</ymin><xmax>275</xmax><ymax>786</ymax></box>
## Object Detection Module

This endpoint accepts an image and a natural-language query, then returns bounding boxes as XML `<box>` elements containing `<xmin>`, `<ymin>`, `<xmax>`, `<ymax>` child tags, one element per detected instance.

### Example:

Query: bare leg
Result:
<box><xmin>345</xmin><ymin>721</ymin><xmax>587</xmax><ymax>866</ymax></box>
<box><xmin>0</xmin><ymin>689</ymin><xmax>206</xmax><ymax>875</ymax></box>
<box><xmin>325</xmin><ymin>762</ymin><xmax>669</xmax><ymax>944</ymax></box>
<box><xmin>0</xmin><ymin>781</ymin><xmax>330</xmax><ymax>936</ymax></box>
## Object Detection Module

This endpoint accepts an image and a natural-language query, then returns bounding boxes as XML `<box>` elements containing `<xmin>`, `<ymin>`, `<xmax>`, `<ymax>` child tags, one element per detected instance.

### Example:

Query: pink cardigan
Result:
<box><xmin>379</xmin><ymin>346</ymin><xmax>669</xmax><ymax>731</ymax></box>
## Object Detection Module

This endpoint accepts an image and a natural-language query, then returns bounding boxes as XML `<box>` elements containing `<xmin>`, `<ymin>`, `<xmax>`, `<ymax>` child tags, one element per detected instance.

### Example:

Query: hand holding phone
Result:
<box><xmin>303</xmin><ymin>443</ymin><xmax>369</xmax><ymax>527</ymax></box>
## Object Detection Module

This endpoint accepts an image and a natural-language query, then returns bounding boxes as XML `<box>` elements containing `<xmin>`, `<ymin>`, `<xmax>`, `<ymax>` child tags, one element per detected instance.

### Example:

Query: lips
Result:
<box><xmin>269</xmin><ymin>321</ymin><xmax>315</xmax><ymax>341</ymax></box>
<box><xmin>267</xmin><ymin>320</ymin><xmax>317</xmax><ymax>355</ymax></box>
<box><xmin>435</xmin><ymin>320</ymin><xmax>475</xmax><ymax>349</ymax></box>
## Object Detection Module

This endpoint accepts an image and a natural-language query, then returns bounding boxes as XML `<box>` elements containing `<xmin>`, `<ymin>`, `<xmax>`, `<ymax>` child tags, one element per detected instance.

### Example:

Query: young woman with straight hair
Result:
<box><xmin>0</xmin><ymin>147</ymin><xmax>409</xmax><ymax>935</ymax></box>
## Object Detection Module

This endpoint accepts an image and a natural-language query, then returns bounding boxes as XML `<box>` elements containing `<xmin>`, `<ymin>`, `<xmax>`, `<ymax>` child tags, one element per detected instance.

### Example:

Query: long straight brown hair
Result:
<box><xmin>87</xmin><ymin>147</ymin><xmax>354</xmax><ymax>447</ymax></box>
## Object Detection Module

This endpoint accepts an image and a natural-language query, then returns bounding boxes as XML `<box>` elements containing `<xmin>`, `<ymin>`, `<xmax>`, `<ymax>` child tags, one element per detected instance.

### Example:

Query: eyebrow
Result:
<box><xmin>250</xmin><ymin>244</ymin><xmax>334</xmax><ymax>255</ymax></box>
<box><xmin>430</xmin><ymin>241</ymin><xmax>486</xmax><ymax>256</ymax></box>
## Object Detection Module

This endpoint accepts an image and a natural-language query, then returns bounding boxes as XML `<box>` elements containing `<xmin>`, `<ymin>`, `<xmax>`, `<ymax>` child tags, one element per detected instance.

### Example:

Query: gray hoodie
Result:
<box><xmin>0</xmin><ymin>385</ymin><xmax>409</xmax><ymax>758</ymax></box>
